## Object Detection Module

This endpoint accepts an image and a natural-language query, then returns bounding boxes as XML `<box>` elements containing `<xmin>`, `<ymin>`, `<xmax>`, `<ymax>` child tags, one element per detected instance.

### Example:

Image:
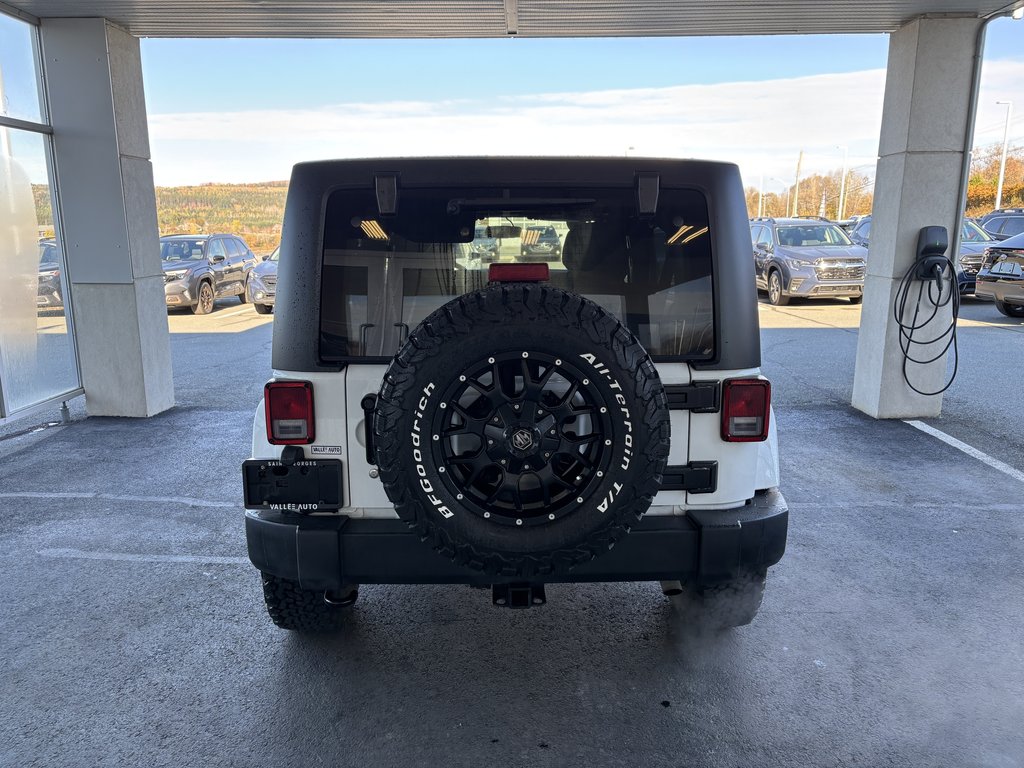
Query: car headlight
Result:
<box><xmin>784</xmin><ymin>258</ymin><xmax>812</xmax><ymax>270</ymax></box>
<box><xmin>165</xmin><ymin>269</ymin><xmax>190</xmax><ymax>281</ymax></box>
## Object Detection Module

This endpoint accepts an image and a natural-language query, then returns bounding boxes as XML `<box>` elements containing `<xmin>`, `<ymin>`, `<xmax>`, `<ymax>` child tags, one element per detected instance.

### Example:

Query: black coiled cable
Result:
<box><xmin>893</xmin><ymin>254</ymin><xmax>959</xmax><ymax>396</ymax></box>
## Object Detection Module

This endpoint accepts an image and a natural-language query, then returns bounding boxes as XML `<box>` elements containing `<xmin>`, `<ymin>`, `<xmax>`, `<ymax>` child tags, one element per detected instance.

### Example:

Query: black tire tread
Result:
<box><xmin>261</xmin><ymin>573</ymin><xmax>353</xmax><ymax>632</ymax></box>
<box><xmin>374</xmin><ymin>283</ymin><xmax>670</xmax><ymax>579</ymax></box>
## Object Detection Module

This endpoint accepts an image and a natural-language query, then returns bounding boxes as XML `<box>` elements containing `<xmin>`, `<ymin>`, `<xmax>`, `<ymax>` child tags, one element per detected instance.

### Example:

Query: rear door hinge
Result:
<box><xmin>664</xmin><ymin>381</ymin><xmax>719</xmax><ymax>412</ymax></box>
<box><xmin>661</xmin><ymin>461</ymin><xmax>717</xmax><ymax>494</ymax></box>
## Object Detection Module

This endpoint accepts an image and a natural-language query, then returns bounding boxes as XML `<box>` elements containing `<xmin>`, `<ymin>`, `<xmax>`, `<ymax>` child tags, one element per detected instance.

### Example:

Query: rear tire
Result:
<box><xmin>238</xmin><ymin>275</ymin><xmax>251</xmax><ymax>303</ymax></box>
<box><xmin>995</xmin><ymin>299</ymin><xmax>1024</xmax><ymax>318</ymax></box>
<box><xmin>261</xmin><ymin>573</ymin><xmax>357</xmax><ymax>632</ymax></box>
<box><xmin>253</xmin><ymin>302</ymin><xmax>273</xmax><ymax>315</ymax></box>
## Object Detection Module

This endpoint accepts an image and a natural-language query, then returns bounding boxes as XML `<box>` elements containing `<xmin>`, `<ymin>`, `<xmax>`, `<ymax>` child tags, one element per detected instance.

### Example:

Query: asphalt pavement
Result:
<box><xmin>0</xmin><ymin>296</ymin><xmax>1021</xmax><ymax>767</ymax></box>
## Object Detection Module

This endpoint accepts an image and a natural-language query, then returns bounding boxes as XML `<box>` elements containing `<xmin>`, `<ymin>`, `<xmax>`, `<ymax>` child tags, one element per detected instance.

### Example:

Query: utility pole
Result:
<box><xmin>792</xmin><ymin>150</ymin><xmax>804</xmax><ymax>217</ymax></box>
<box><xmin>995</xmin><ymin>101</ymin><xmax>1013</xmax><ymax>210</ymax></box>
<box><xmin>758</xmin><ymin>174</ymin><xmax>764</xmax><ymax>217</ymax></box>
<box><xmin>836</xmin><ymin>145</ymin><xmax>849</xmax><ymax>220</ymax></box>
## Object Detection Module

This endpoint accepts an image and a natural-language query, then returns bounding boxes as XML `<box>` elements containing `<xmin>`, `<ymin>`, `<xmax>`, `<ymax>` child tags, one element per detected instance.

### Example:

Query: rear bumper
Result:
<box><xmin>976</xmin><ymin>277</ymin><xmax>1024</xmax><ymax>305</ymax></box>
<box><xmin>245</xmin><ymin>489</ymin><xmax>789</xmax><ymax>590</ymax></box>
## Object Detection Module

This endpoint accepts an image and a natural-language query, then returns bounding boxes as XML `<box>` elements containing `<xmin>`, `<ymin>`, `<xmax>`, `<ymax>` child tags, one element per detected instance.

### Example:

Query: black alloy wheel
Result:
<box><xmin>434</xmin><ymin>351</ymin><xmax>614</xmax><ymax>527</ymax></box>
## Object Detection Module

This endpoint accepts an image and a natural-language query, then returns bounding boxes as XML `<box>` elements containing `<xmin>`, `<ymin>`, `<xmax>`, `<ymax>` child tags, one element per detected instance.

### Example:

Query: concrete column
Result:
<box><xmin>852</xmin><ymin>15</ymin><xmax>983</xmax><ymax>419</ymax></box>
<box><xmin>38</xmin><ymin>18</ymin><xmax>173</xmax><ymax>417</ymax></box>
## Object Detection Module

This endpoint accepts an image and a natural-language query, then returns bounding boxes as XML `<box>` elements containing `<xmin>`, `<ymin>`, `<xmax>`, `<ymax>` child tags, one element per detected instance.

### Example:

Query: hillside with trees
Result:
<box><xmin>745</xmin><ymin>141</ymin><xmax>1024</xmax><ymax>220</ymax></box>
<box><xmin>156</xmin><ymin>181</ymin><xmax>288</xmax><ymax>255</ymax></box>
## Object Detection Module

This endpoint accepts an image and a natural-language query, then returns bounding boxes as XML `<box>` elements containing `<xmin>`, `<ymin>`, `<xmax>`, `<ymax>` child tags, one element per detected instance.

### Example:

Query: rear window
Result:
<box><xmin>319</xmin><ymin>185</ymin><xmax>715</xmax><ymax>363</ymax></box>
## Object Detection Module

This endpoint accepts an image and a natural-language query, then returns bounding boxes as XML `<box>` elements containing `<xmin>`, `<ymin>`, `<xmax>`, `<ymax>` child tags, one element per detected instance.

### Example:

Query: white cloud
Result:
<box><xmin>147</xmin><ymin>58</ymin><xmax>1024</xmax><ymax>188</ymax></box>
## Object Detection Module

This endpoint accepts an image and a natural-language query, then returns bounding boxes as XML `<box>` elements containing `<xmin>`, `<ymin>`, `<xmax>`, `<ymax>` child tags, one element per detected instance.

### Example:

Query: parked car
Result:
<box><xmin>37</xmin><ymin>239</ymin><xmax>64</xmax><ymax>309</ymax></box>
<box><xmin>750</xmin><ymin>217</ymin><xmax>866</xmax><ymax>305</ymax></box>
<box><xmin>247</xmin><ymin>246</ymin><xmax>279</xmax><ymax>314</ymax></box>
<box><xmin>849</xmin><ymin>215</ymin><xmax>994</xmax><ymax>294</ymax></box>
<box><xmin>978</xmin><ymin>208</ymin><xmax>1024</xmax><ymax>241</ymax></box>
<box><xmin>160</xmin><ymin>234</ymin><xmax>258</xmax><ymax>314</ymax></box>
<box><xmin>469</xmin><ymin>226</ymin><xmax>500</xmax><ymax>262</ymax></box>
<box><xmin>520</xmin><ymin>224</ymin><xmax>562</xmax><ymax>261</ymax></box>
<box><xmin>243</xmin><ymin>157</ymin><xmax>786</xmax><ymax>633</ymax></box>
<box><xmin>975</xmin><ymin>230</ymin><xmax>1024</xmax><ymax>317</ymax></box>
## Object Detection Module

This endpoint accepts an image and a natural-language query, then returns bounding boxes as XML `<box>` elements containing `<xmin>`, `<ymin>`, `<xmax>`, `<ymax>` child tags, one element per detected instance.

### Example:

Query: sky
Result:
<box><xmin>130</xmin><ymin>18</ymin><xmax>1023</xmax><ymax>190</ymax></box>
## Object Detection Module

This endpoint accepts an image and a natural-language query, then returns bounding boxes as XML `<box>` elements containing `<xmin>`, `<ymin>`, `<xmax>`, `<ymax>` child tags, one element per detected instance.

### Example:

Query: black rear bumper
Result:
<box><xmin>245</xmin><ymin>489</ymin><xmax>788</xmax><ymax>590</ymax></box>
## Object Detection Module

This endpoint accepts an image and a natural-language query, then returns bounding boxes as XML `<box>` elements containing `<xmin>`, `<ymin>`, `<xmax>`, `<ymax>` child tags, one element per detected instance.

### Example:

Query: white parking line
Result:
<box><xmin>210</xmin><ymin>307</ymin><xmax>252</xmax><ymax>319</ymax></box>
<box><xmin>38</xmin><ymin>548</ymin><xmax>249</xmax><ymax>565</ymax></box>
<box><xmin>0</xmin><ymin>491</ymin><xmax>235</xmax><ymax>508</ymax></box>
<box><xmin>905</xmin><ymin>420</ymin><xmax>1024</xmax><ymax>485</ymax></box>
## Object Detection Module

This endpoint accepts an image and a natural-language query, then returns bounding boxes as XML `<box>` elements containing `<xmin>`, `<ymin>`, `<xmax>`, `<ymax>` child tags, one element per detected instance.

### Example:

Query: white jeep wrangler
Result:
<box><xmin>243</xmin><ymin>157</ymin><xmax>787</xmax><ymax>631</ymax></box>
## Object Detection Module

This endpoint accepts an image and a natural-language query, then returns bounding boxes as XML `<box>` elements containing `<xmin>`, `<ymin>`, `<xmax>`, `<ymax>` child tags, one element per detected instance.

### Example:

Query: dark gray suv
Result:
<box><xmin>750</xmin><ymin>217</ymin><xmax>867</xmax><ymax>305</ymax></box>
<box><xmin>160</xmin><ymin>234</ymin><xmax>258</xmax><ymax>314</ymax></box>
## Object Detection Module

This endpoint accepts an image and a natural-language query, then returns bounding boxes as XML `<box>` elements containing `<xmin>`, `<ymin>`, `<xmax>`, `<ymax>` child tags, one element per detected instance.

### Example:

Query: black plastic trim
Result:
<box><xmin>664</xmin><ymin>381</ymin><xmax>720</xmax><ymax>412</ymax></box>
<box><xmin>244</xmin><ymin>489</ymin><xmax>787</xmax><ymax>589</ymax></box>
<box><xmin>242</xmin><ymin>458</ymin><xmax>344</xmax><ymax>511</ymax></box>
<box><xmin>661</xmin><ymin>461</ymin><xmax>718</xmax><ymax>493</ymax></box>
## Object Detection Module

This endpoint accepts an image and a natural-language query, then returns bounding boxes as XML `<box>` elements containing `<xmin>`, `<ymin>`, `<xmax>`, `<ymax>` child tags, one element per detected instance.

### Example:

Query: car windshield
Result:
<box><xmin>775</xmin><ymin>224</ymin><xmax>853</xmax><ymax>247</ymax></box>
<box><xmin>319</xmin><ymin>185</ymin><xmax>715</xmax><ymax>362</ymax></box>
<box><xmin>161</xmin><ymin>239</ymin><xmax>207</xmax><ymax>261</ymax></box>
<box><xmin>961</xmin><ymin>220</ymin><xmax>993</xmax><ymax>242</ymax></box>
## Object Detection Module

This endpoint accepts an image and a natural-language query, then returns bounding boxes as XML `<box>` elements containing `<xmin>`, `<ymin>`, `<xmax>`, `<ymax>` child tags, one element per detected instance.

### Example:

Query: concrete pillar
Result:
<box><xmin>38</xmin><ymin>18</ymin><xmax>173</xmax><ymax>417</ymax></box>
<box><xmin>852</xmin><ymin>15</ymin><xmax>983</xmax><ymax>419</ymax></box>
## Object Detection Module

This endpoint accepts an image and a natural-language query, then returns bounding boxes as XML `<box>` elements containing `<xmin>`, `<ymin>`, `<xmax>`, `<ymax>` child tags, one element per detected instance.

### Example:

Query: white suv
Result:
<box><xmin>242</xmin><ymin>157</ymin><xmax>787</xmax><ymax>631</ymax></box>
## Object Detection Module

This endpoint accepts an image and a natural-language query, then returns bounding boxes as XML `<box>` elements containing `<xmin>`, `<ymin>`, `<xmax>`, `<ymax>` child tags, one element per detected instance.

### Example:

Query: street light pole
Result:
<box><xmin>758</xmin><ymin>174</ymin><xmax>764</xmax><ymax>217</ymax></box>
<box><xmin>995</xmin><ymin>101</ymin><xmax>1013</xmax><ymax>210</ymax></box>
<box><xmin>836</xmin><ymin>144</ymin><xmax>849</xmax><ymax>220</ymax></box>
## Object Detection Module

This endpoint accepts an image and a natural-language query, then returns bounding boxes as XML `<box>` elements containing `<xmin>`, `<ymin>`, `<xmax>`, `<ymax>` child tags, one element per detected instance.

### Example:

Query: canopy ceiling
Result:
<box><xmin>1</xmin><ymin>0</ymin><xmax>1022</xmax><ymax>37</ymax></box>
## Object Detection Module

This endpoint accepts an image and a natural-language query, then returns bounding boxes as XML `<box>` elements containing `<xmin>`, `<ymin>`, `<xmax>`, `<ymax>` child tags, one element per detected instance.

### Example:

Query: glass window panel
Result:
<box><xmin>0</xmin><ymin>128</ymin><xmax>79</xmax><ymax>414</ymax></box>
<box><xmin>320</xmin><ymin>186</ymin><xmax>715</xmax><ymax>362</ymax></box>
<box><xmin>0</xmin><ymin>13</ymin><xmax>44</xmax><ymax>124</ymax></box>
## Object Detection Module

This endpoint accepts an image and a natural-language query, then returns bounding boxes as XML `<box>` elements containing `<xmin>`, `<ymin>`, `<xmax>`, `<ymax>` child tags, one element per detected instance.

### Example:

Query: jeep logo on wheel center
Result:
<box><xmin>511</xmin><ymin>429</ymin><xmax>534</xmax><ymax>451</ymax></box>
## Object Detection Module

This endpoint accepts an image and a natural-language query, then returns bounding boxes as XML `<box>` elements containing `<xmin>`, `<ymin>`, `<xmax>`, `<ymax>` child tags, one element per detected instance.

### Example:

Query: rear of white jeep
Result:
<box><xmin>243</xmin><ymin>157</ymin><xmax>787</xmax><ymax>632</ymax></box>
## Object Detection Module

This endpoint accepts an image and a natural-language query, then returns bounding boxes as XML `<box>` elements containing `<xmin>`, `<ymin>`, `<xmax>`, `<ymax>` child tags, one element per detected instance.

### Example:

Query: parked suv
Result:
<box><xmin>247</xmin><ymin>245</ymin><xmax>279</xmax><ymax>315</ymax></box>
<box><xmin>243</xmin><ymin>158</ymin><xmax>787</xmax><ymax>633</ymax></box>
<box><xmin>520</xmin><ymin>224</ymin><xmax>562</xmax><ymax>261</ymax></box>
<box><xmin>750</xmin><ymin>217</ymin><xmax>866</xmax><ymax>305</ymax></box>
<box><xmin>160</xmin><ymin>234</ymin><xmax>258</xmax><ymax>314</ymax></box>
<box><xmin>978</xmin><ymin>208</ymin><xmax>1024</xmax><ymax>241</ymax></box>
<box><xmin>37</xmin><ymin>239</ymin><xmax>64</xmax><ymax>310</ymax></box>
<box><xmin>976</xmin><ymin>230</ymin><xmax>1024</xmax><ymax>317</ymax></box>
<box><xmin>850</xmin><ymin>215</ymin><xmax>994</xmax><ymax>295</ymax></box>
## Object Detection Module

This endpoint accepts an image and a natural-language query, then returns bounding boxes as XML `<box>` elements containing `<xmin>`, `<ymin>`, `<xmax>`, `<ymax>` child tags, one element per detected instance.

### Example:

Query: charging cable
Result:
<box><xmin>893</xmin><ymin>252</ymin><xmax>959</xmax><ymax>396</ymax></box>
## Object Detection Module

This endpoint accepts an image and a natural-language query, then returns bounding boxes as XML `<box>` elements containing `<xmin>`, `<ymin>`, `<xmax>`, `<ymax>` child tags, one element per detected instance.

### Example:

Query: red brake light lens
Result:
<box><xmin>265</xmin><ymin>381</ymin><xmax>314</xmax><ymax>444</ymax></box>
<box><xmin>488</xmin><ymin>263</ymin><xmax>549</xmax><ymax>282</ymax></box>
<box><xmin>721</xmin><ymin>378</ymin><xmax>771</xmax><ymax>442</ymax></box>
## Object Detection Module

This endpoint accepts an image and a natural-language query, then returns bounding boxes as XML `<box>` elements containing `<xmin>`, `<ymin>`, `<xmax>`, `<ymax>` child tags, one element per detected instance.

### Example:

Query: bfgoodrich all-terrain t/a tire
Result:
<box><xmin>374</xmin><ymin>283</ymin><xmax>670</xmax><ymax>579</ymax></box>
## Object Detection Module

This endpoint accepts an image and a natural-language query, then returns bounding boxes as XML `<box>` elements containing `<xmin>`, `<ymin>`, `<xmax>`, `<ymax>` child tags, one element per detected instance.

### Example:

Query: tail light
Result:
<box><xmin>721</xmin><ymin>378</ymin><xmax>771</xmax><ymax>442</ymax></box>
<box><xmin>265</xmin><ymin>381</ymin><xmax>314</xmax><ymax>444</ymax></box>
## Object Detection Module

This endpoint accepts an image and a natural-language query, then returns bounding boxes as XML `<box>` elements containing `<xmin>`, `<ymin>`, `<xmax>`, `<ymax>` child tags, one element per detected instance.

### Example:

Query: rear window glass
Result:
<box><xmin>319</xmin><ymin>185</ymin><xmax>714</xmax><ymax>363</ymax></box>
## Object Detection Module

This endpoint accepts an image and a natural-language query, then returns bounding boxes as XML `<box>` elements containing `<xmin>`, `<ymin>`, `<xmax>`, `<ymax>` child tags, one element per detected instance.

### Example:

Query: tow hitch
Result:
<box><xmin>492</xmin><ymin>583</ymin><xmax>547</xmax><ymax>608</ymax></box>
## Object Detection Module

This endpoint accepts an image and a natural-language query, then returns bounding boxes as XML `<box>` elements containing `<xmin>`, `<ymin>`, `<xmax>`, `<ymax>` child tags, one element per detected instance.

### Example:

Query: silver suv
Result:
<box><xmin>750</xmin><ymin>217</ymin><xmax>867</xmax><ymax>305</ymax></box>
<box><xmin>242</xmin><ymin>158</ymin><xmax>788</xmax><ymax>633</ymax></box>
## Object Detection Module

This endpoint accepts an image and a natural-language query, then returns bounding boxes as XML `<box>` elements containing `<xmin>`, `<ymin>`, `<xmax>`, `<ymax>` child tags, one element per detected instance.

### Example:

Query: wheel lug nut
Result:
<box><xmin>544</xmin><ymin>452</ymin><xmax>551</xmax><ymax>458</ymax></box>
<box><xmin>500</xmin><ymin>459</ymin><xmax>507</xmax><ymax>465</ymax></box>
<box><xmin>488</xmin><ymin>439</ymin><xmax>494</xmax><ymax>445</ymax></box>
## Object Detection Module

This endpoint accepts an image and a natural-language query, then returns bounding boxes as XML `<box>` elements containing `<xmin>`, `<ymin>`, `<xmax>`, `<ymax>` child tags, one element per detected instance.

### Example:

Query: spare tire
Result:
<box><xmin>374</xmin><ymin>283</ymin><xmax>670</xmax><ymax>578</ymax></box>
